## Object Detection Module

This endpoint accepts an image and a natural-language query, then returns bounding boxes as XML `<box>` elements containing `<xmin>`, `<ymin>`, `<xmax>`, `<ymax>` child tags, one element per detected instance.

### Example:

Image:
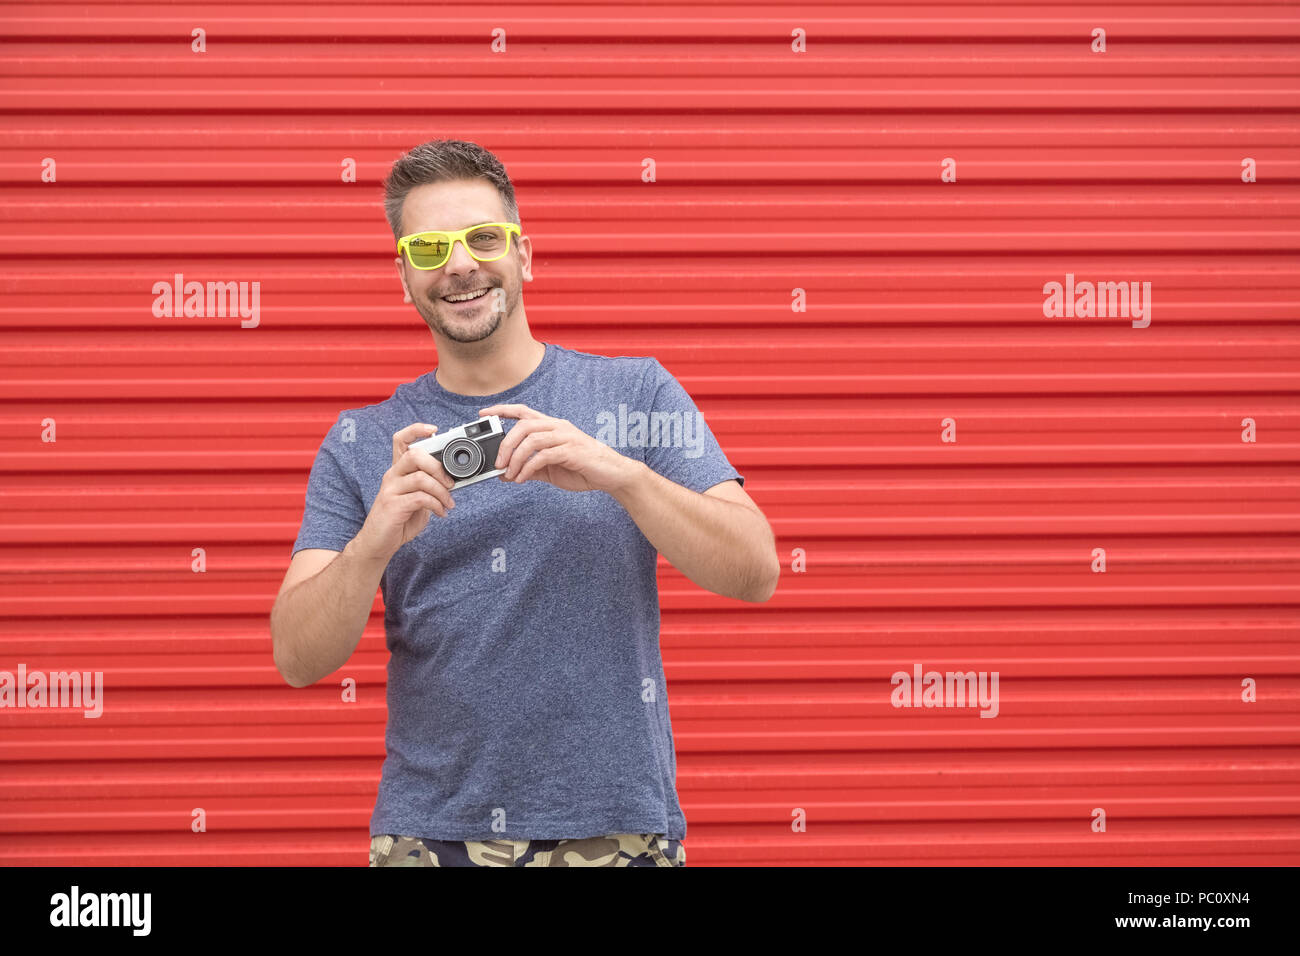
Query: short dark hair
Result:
<box><xmin>382</xmin><ymin>139</ymin><xmax>520</xmax><ymax>243</ymax></box>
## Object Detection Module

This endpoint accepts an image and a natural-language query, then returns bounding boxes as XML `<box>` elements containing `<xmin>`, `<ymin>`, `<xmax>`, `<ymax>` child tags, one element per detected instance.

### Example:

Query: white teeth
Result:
<box><xmin>444</xmin><ymin>288</ymin><xmax>488</xmax><ymax>303</ymax></box>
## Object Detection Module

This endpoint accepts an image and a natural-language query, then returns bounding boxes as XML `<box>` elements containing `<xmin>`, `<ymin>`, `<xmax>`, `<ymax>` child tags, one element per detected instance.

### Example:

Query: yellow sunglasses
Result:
<box><xmin>397</xmin><ymin>221</ymin><xmax>521</xmax><ymax>270</ymax></box>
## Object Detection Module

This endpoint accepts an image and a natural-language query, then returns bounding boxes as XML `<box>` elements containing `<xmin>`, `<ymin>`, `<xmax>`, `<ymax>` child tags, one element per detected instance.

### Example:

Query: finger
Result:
<box><xmin>503</xmin><ymin>429</ymin><xmax>562</xmax><ymax>480</ymax></box>
<box><xmin>513</xmin><ymin>445</ymin><xmax>564</xmax><ymax>484</ymax></box>
<box><xmin>500</xmin><ymin>420</ymin><xmax>580</xmax><ymax>472</ymax></box>
<box><xmin>392</xmin><ymin>470</ymin><xmax>456</xmax><ymax>509</ymax></box>
<box><xmin>395</xmin><ymin>489</ymin><xmax>450</xmax><ymax>519</ymax></box>
<box><xmin>392</xmin><ymin>423</ymin><xmax>438</xmax><ymax>467</ymax></box>
<box><xmin>478</xmin><ymin>403</ymin><xmax>546</xmax><ymax>421</ymax></box>
<box><xmin>493</xmin><ymin>419</ymin><xmax>550</xmax><ymax>469</ymax></box>
<box><xmin>395</xmin><ymin>446</ymin><xmax>456</xmax><ymax>489</ymax></box>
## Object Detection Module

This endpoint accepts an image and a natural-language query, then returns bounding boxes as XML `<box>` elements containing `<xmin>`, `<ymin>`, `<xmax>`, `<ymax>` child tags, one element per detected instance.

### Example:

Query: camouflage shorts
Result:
<box><xmin>369</xmin><ymin>832</ymin><xmax>685</xmax><ymax>867</ymax></box>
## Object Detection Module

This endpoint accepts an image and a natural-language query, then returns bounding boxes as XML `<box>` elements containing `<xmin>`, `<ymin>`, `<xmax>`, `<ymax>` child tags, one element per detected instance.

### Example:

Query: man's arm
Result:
<box><xmin>479</xmin><ymin>401</ymin><xmax>780</xmax><ymax>603</ymax></box>
<box><xmin>272</xmin><ymin>422</ymin><xmax>457</xmax><ymax>687</ymax></box>
<box><xmin>271</xmin><ymin>543</ymin><xmax>390</xmax><ymax>688</ymax></box>
<box><xmin>607</xmin><ymin>462</ymin><xmax>779</xmax><ymax>602</ymax></box>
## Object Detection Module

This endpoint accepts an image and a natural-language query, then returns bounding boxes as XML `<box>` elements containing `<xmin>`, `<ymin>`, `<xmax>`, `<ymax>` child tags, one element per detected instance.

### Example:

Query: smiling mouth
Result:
<box><xmin>441</xmin><ymin>287</ymin><xmax>491</xmax><ymax>304</ymax></box>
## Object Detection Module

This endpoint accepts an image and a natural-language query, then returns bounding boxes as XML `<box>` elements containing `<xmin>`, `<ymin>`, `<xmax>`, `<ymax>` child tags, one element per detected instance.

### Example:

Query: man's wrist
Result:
<box><xmin>344</xmin><ymin>532</ymin><xmax>393</xmax><ymax>569</ymax></box>
<box><xmin>604</xmin><ymin>454</ymin><xmax>652</xmax><ymax>502</ymax></box>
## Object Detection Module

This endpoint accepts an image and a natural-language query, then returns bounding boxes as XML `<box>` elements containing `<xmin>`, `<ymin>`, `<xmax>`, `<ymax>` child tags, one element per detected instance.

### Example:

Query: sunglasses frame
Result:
<box><xmin>396</xmin><ymin>221</ymin><xmax>522</xmax><ymax>270</ymax></box>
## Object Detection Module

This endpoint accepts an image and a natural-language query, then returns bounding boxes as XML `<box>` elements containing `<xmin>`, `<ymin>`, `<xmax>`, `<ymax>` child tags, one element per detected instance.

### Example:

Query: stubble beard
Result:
<box><xmin>414</xmin><ymin>278</ymin><xmax>518</xmax><ymax>344</ymax></box>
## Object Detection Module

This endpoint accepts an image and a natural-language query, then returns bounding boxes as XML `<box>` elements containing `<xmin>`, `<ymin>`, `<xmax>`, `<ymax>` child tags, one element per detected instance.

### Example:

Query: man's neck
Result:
<box><xmin>434</xmin><ymin>335</ymin><xmax>546</xmax><ymax>397</ymax></box>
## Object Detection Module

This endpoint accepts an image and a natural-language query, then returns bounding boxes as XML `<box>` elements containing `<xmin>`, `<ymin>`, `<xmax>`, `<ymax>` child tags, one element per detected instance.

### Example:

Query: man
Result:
<box><xmin>271</xmin><ymin>139</ymin><xmax>779</xmax><ymax>867</ymax></box>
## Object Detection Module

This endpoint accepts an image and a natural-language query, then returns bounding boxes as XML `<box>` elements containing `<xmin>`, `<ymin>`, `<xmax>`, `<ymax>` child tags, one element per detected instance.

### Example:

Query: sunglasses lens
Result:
<box><xmin>407</xmin><ymin>234</ymin><xmax>451</xmax><ymax>269</ymax></box>
<box><xmin>465</xmin><ymin>224</ymin><xmax>510</xmax><ymax>259</ymax></box>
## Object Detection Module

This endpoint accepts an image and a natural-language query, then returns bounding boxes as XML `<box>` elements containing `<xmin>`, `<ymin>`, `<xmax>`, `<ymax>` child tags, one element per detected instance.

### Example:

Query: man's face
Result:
<box><xmin>394</xmin><ymin>179</ymin><xmax>532</xmax><ymax>344</ymax></box>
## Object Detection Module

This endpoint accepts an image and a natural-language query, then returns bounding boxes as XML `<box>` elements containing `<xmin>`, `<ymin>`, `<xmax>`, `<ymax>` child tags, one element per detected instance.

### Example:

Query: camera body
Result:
<box><xmin>410</xmin><ymin>415</ymin><xmax>508</xmax><ymax>489</ymax></box>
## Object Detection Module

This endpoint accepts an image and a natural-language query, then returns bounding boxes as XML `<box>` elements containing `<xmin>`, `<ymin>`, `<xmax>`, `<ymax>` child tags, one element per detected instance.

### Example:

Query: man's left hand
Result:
<box><xmin>478</xmin><ymin>403</ymin><xmax>640</xmax><ymax>494</ymax></box>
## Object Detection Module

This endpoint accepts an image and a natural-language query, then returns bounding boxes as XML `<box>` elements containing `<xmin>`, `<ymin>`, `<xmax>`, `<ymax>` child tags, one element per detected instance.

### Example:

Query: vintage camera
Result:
<box><xmin>410</xmin><ymin>415</ymin><xmax>508</xmax><ymax>490</ymax></box>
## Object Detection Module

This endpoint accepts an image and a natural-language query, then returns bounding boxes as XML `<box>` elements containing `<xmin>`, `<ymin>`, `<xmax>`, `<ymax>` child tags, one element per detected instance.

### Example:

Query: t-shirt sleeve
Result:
<box><xmin>290</xmin><ymin>412</ymin><xmax>368</xmax><ymax>556</ymax></box>
<box><xmin>636</xmin><ymin>358</ymin><xmax>744</xmax><ymax>493</ymax></box>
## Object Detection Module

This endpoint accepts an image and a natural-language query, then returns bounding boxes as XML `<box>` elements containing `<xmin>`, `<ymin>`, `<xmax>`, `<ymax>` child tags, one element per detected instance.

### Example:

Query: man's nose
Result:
<box><xmin>444</xmin><ymin>239</ymin><xmax>479</xmax><ymax>274</ymax></box>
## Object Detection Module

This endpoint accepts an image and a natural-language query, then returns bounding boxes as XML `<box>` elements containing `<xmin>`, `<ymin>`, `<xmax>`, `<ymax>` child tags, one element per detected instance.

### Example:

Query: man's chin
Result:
<box><xmin>428</xmin><ymin>311</ymin><xmax>501</xmax><ymax>344</ymax></box>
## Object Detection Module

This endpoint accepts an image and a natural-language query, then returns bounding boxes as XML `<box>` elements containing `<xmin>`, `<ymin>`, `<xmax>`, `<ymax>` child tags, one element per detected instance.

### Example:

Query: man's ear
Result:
<box><xmin>394</xmin><ymin>256</ymin><xmax>412</xmax><ymax>303</ymax></box>
<box><xmin>519</xmin><ymin>235</ymin><xmax>533</xmax><ymax>283</ymax></box>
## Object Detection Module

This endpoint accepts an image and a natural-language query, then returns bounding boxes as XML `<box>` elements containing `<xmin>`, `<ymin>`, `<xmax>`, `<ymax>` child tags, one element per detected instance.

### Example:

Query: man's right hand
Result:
<box><xmin>351</xmin><ymin>423</ymin><xmax>457</xmax><ymax>562</ymax></box>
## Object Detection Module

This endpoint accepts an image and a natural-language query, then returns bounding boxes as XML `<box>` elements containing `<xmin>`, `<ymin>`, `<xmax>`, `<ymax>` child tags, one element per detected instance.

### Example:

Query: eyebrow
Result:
<box><xmin>415</xmin><ymin>219</ymin><xmax>500</xmax><ymax>233</ymax></box>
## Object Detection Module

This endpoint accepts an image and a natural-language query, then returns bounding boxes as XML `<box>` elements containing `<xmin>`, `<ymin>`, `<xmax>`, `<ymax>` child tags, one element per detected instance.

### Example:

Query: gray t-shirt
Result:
<box><xmin>290</xmin><ymin>341</ymin><xmax>743</xmax><ymax>840</ymax></box>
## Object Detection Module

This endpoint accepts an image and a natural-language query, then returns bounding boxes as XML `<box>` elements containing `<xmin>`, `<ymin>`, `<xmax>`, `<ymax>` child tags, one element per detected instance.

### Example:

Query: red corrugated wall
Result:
<box><xmin>1</xmin><ymin>2</ymin><xmax>1298</xmax><ymax>866</ymax></box>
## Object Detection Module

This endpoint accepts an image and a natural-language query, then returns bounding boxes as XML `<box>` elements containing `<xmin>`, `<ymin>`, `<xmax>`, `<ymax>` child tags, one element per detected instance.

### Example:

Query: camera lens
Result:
<box><xmin>441</xmin><ymin>437</ymin><xmax>483</xmax><ymax>478</ymax></box>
